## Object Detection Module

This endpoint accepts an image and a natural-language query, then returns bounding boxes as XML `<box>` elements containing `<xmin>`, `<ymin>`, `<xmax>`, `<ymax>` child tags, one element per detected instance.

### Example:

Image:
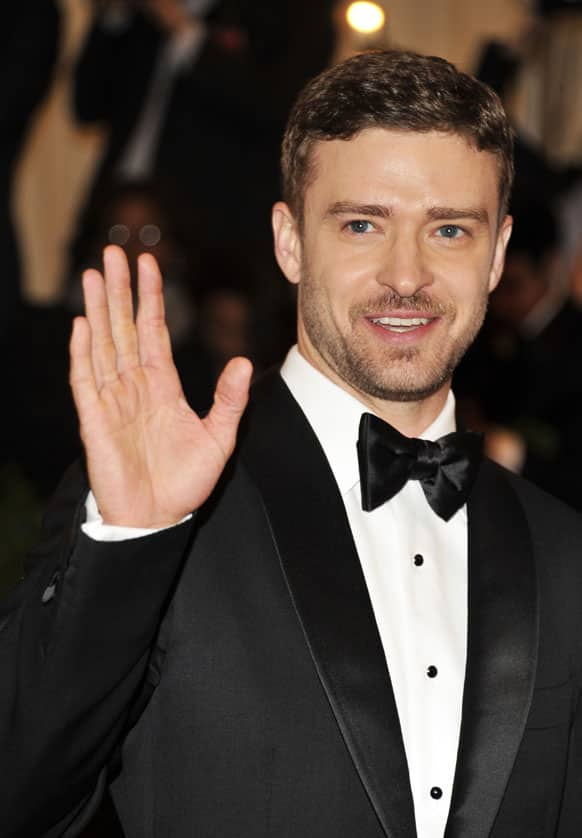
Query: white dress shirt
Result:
<box><xmin>280</xmin><ymin>346</ymin><xmax>467</xmax><ymax>838</ymax></box>
<box><xmin>84</xmin><ymin>344</ymin><xmax>468</xmax><ymax>837</ymax></box>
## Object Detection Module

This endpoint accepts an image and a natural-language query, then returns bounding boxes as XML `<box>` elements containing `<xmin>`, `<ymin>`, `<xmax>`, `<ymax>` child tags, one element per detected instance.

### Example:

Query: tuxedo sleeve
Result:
<box><xmin>0</xmin><ymin>462</ymin><xmax>194</xmax><ymax>837</ymax></box>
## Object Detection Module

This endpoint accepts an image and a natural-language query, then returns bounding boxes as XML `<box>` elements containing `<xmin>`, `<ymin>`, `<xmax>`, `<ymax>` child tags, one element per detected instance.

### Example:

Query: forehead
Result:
<box><xmin>304</xmin><ymin>128</ymin><xmax>501</xmax><ymax>218</ymax></box>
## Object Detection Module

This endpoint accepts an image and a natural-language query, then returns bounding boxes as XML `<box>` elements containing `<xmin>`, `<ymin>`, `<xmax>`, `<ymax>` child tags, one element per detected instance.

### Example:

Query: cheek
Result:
<box><xmin>315</xmin><ymin>276</ymin><xmax>350</xmax><ymax>326</ymax></box>
<box><xmin>305</xmin><ymin>256</ymin><xmax>360</xmax><ymax>313</ymax></box>
<box><xmin>440</xmin><ymin>256</ymin><xmax>492</xmax><ymax>304</ymax></box>
<box><xmin>313</xmin><ymin>235</ymin><xmax>378</xmax><ymax>281</ymax></box>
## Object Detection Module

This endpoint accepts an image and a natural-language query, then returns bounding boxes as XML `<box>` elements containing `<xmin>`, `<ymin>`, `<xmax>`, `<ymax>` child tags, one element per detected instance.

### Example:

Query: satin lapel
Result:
<box><xmin>239</xmin><ymin>371</ymin><xmax>416</xmax><ymax>838</ymax></box>
<box><xmin>445</xmin><ymin>461</ymin><xmax>539</xmax><ymax>838</ymax></box>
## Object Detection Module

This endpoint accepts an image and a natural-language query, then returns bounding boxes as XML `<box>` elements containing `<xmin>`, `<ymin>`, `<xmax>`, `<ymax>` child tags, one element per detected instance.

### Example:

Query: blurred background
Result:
<box><xmin>2</xmin><ymin>0</ymin><xmax>582</xmax><ymax>592</ymax></box>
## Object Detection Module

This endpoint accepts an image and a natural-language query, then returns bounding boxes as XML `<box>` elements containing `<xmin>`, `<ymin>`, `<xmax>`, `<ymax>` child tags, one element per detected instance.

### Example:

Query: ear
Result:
<box><xmin>272</xmin><ymin>202</ymin><xmax>302</xmax><ymax>285</ymax></box>
<box><xmin>488</xmin><ymin>214</ymin><xmax>513</xmax><ymax>293</ymax></box>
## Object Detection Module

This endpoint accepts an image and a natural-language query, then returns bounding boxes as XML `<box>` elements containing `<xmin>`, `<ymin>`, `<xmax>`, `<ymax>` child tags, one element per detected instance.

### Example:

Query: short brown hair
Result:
<box><xmin>281</xmin><ymin>50</ymin><xmax>514</xmax><ymax>227</ymax></box>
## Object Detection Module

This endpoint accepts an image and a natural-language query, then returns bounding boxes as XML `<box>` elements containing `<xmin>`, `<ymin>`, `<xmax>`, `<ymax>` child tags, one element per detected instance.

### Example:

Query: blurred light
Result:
<box><xmin>139</xmin><ymin>224</ymin><xmax>162</xmax><ymax>247</ymax></box>
<box><xmin>346</xmin><ymin>1</ymin><xmax>385</xmax><ymax>34</ymax></box>
<box><xmin>109</xmin><ymin>224</ymin><xmax>130</xmax><ymax>246</ymax></box>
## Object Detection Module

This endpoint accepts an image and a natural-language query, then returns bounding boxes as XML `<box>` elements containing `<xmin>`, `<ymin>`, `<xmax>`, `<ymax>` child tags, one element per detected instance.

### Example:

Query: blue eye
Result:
<box><xmin>437</xmin><ymin>225</ymin><xmax>464</xmax><ymax>239</ymax></box>
<box><xmin>347</xmin><ymin>220</ymin><xmax>374</xmax><ymax>234</ymax></box>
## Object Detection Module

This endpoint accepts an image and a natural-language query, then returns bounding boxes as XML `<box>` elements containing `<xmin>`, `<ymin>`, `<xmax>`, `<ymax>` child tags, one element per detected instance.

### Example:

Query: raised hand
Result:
<box><xmin>69</xmin><ymin>245</ymin><xmax>252</xmax><ymax>528</ymax></box>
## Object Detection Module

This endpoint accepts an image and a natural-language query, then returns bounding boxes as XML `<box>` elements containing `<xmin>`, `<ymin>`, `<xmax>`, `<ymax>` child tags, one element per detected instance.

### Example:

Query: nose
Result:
<box><xmin>376</xmin><ymin>233</ymin><xmax>433</xmax><ymax>298</ymax></box>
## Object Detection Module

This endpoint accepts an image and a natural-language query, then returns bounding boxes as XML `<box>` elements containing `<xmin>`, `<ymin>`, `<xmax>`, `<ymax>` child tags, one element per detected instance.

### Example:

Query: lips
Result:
<box><xmin>369</xmin><ymin>315</ymin><xmax>434</xmax><ymax>333</ymax></box>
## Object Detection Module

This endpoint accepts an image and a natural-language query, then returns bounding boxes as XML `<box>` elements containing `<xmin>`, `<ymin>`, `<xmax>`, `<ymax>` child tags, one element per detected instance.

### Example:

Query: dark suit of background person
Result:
<box><xmin>70</xmin><ymin>0</ymin><xmax>336</xmax><ymax>268</ymax></box>
<box><xmin>2</xmin><ymin>366</ymin><xmax>582</xmax><ymax>838</ymax></box>
<box><xmin>455</xmin><ymin>201</ymin><xmax>582</xmax><ymax>511</ymax></box>
<box><xmin>0</xmin><ymin>1</ymin><xmax>60</xmax><ymax>335</ymax></box>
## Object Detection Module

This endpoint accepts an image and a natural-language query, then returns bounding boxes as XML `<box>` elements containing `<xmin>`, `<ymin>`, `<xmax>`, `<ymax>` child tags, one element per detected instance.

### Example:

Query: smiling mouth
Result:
<box><xmin>370</xmin><ymin>316</ymin><xmax>434</xmax><ymax>333</ymax></box>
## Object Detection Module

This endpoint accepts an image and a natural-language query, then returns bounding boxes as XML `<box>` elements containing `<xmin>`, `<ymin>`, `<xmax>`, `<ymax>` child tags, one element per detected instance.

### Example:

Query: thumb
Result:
<box><xmin>203</xmin><ymin>357</ymin><xmax>253</xmax><ymax>457</ymax></box>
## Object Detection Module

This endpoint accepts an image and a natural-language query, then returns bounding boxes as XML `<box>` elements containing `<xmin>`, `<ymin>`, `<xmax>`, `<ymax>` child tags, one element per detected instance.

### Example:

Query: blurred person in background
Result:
<box><xmin>474</xmin><ymin>0</ymin><xmax>582</xmax><ymax>247</ymax></box>
<box><xmin>474</xmin><ymin>19</ymin><xmax>561</xmax><ymax>205</ymax></box>
<box><xmin>70</xmin><ymin>0</ymin><xmax>336</xmax><ymax>292</ymax></box>
<box><xmin>455</xmin><ymin>201</ymin><xmax>582</xmax><ymax>509</ymax></box>
<box><xmin>469</xmin><ymin>0</ymin><xmax>582</xmax><ymax>510</ymax></box>
<box><xmin>0</xmin><ymin>1</ymin><xmax>62</xmax><ymax>593</ymax></box>
<box><xmin>0</xmin><ymin>1</ymin><xmax>61</xmax><ymax>335</ymax></box>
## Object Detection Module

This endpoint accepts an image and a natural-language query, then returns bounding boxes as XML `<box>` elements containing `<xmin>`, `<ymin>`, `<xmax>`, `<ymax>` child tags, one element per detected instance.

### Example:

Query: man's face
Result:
<box><xmin>273</xmin><ymin>128</ymin><xmax>512</xmax><ymax>409</ymax></box>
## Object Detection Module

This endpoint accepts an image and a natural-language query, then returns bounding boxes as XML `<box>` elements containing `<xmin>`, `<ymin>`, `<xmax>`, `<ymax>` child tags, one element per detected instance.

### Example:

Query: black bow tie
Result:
<box><xmin>357</xmin><ymin>413</ymin><xmax>483</xmax><ymax>521</ymax></box>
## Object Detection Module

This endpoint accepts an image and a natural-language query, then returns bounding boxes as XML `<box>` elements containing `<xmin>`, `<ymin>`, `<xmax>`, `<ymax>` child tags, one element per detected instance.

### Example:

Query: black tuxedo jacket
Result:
<box><xmin>456</xmin><ymin>300</ymin><xmax>582</xmax><ymax>511</ymax></box>
<box><xmin>2</xmin><ymin>371</ymin><xmax>582</xmax><ymax>837</ymax></box>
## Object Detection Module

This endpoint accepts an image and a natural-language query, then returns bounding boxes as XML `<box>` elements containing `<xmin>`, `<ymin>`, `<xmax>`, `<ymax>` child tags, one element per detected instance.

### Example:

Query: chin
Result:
<box><xmin>356</xmin><ymin>374</ymin><xmax>451</xmax><ymax>403</ymax></box>
<box><xmin>337</xmin><ymin>348</ymin><xmax>454</xmax><ymax>403</ymax></box>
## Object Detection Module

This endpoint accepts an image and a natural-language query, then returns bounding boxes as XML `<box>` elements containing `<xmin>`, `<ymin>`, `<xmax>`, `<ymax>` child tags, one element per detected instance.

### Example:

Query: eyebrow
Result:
<box><xmin>325</xmin><ymin>202</ymin><xmax>392</xmax><ymax>219</ymax></box>
<box><xmin>426</xmin><ymin>206</ymin><xmax>489</xmax><ymax>224</ymax></box>
<box><xmin>324</xmin><ymin>201</ymin><xmax>490</xmax><ymax>225</ymax></box>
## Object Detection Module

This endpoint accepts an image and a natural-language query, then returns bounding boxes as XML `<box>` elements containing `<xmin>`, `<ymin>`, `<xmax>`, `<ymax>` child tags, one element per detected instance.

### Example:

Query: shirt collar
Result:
<box><xmin>280</xmin><ymin>345</ymin><xmax>457</xmax><ymax>497</ymax></box>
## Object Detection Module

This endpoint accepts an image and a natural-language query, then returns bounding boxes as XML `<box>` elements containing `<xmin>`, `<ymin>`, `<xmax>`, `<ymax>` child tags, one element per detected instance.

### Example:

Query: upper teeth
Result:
<box><xmin>372</xmin><ymin>317</ymin><xmax>430</xmax><ymax>326</ymax></box>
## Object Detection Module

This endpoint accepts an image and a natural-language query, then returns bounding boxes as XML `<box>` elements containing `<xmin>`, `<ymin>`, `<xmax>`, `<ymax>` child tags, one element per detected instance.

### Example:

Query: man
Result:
<box><xmin>2</xmin><ymin>50</ymin><xmax>582</xmax><ymax>838</ymax></box>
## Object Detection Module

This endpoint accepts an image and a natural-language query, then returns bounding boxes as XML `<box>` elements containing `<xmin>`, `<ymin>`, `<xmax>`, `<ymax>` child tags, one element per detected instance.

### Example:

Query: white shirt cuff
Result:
<box><xmin>82</xmin><ymin>491</ymin><xmax>192</xmax><ymax>542</ymax></box>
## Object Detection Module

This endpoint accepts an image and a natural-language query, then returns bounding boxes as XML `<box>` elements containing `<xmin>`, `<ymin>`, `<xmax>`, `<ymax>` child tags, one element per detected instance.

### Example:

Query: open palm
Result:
<box><xmin>70</xmin><ymin>246</ymin><xmax>252</xmax><ymax>528</ymax></box>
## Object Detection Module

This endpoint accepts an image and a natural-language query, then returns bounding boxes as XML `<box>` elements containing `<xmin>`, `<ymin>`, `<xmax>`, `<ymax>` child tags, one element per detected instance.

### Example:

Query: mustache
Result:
<box><xmin>351</xmin><ymin>291</ymin><xmax>450</xmax><ymax>317</ymax></box>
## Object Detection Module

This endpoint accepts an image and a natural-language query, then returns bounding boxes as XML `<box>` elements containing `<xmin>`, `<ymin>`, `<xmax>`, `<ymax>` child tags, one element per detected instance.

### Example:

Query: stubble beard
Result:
<box><xmin>298</xmin><ymin>265</ymin><xmax>488</xmax><ymax>403</ymax></box>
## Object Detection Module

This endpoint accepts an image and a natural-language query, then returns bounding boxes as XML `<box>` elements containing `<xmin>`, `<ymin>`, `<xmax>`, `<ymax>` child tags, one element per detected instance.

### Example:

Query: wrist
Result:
<box><xmin>87</xmin><ymin>492</ymin><xmax>192</xmax><ymax>530</ymax></box>
<box><xmin>84</xmin><ymin>492</ymin><xmax>193</xmax><ymax>541</ymax></box>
